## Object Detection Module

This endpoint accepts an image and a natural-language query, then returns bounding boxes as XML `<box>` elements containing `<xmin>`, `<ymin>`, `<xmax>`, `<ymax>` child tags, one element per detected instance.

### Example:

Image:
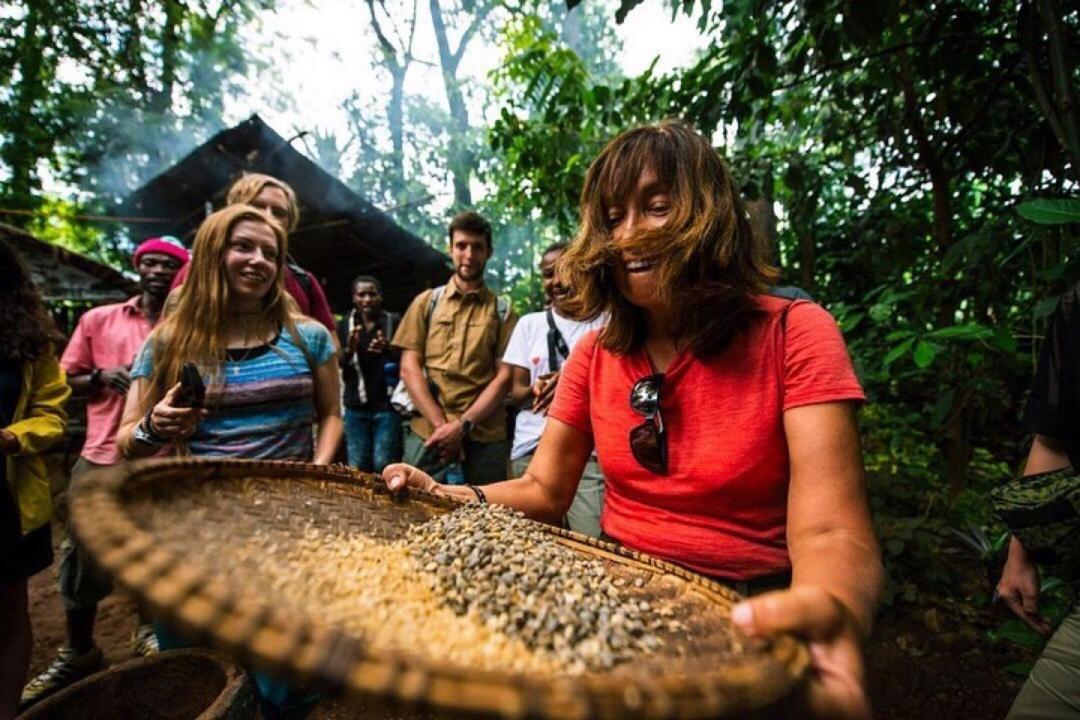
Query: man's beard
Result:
<box><xmin>456</xmin><ymin>265</ymin><xmax>483</xmax><ymax>281</ymax></box>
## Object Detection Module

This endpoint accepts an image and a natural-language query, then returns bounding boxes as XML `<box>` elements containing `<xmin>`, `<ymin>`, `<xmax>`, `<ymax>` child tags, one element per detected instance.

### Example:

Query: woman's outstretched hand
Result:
<box><xmin>731</xmin><ymin>586</ymin><xmax>871</xmax><ymax>720</ymax></box>
<box><xmin>382</xmin><ymin>463</ymin><xmax>440</xmax><ymax>494</ymax></box>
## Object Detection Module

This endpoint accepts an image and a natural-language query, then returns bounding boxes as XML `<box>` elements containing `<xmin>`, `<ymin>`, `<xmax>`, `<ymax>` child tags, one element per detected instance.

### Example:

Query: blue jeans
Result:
<box><xmin>343</xmin><ymin>407</ymin><xmax>402</xmax><ymax>472</ymax></box>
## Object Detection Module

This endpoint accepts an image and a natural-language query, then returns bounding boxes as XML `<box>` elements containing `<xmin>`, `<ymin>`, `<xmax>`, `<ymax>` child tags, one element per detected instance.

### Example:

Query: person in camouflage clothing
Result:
<box><xmin>997</xmin><ymin>282</ymin><xmax>1080</xmax><ymax>719</ymax></box>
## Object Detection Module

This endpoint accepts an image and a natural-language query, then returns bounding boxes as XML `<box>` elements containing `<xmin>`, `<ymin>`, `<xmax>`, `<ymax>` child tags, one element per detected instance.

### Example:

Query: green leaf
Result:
<box><xmin>1041</xmin><ymin>576</ymin><xmax>1065</xmax><ymax>594</ymax></box>
<box><xmin>1017</xmin><ymin>198</ymin><xmax>1080</xmax><ymax>225</ymax></box>
<box><xmin>839</xmin><ymin>311</ymin><xmax>864</xmax><ymax>333</ymax></box>
<box><xmin>1035</xmin><ymin>297</ymin><xmax>1060</xmax><ymax>318</ymax></box>
<box><xmin>928</xmin><ymin>323</ymin><xmax>994</xmax><ymax>341</ymax></box>
<box><xmin>885</xmin><ymin>538</ymin><xmax>905</xmax><ymax>555</ymax></box>
<box><xmin>614</xmin><ymin>0</ymin><xmax>647</xmax><ymax>24</ymax></box>
<box><xmin>1003</xmin><ymin>661</ymin><xmax>1034</xmax><ymax>678</ymax></box>
<box><xmin>1039</xmin><ymin>262</ymin><xmax>1069</xmax><ymax>281</ymax></box>
<box><xmin>869</xmin><ymin>303</ymin><xmax>892</xmax><ymax>323</ymax></box>
<box><xmin>993</xmin><ymin>620</ymin><xmax>1046</xmax><ymax>649</ymax></box>
<box><xmin>913</xmin><ymin>340</ymin><xmax>938</xmax><ymax>368</ymax></box>
<box><xmin>883</xmin><ymin>337</ymin><xmax>915</xmax><ymax>368</ymax></box>
<box><xmin>931</xmin><ymin>387</ymin><xmax>956</xmax><ymax>427</ymax></box>
<box><xmin>990</xmin><ymin>329</ymin><xmax>1019</xmax><ymax>352</ymax></box>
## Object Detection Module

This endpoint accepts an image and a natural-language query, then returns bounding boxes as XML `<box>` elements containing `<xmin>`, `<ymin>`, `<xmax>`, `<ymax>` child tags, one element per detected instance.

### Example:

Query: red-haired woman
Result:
<box><xmin>0</xmin><ymin>240</ymin><xmax>70</xmax><ymax>718</ymax></box>
<box><xmin>384</xmin><ymin>121</ymin><xmax>881</xmax><ymax>718</ymax></box>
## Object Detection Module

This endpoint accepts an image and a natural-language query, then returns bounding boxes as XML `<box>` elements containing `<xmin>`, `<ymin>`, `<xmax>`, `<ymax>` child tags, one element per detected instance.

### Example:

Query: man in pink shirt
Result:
<box><xmin>20</xmin><ymin>238</ymin><xmax>188</xmax><ymax>711</ymax></box>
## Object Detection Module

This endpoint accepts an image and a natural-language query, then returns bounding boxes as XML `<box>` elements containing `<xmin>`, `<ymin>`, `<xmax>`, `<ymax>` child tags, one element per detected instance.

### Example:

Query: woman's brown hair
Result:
<box><xmin>558</xmin><ymin>120</ymin><xmax>779</xmax><ymax>357</ymax></box>
<box><xmin>0</xmin><ymin>239</ymin><xmax>63</xmax><ymax>363</ymax></box>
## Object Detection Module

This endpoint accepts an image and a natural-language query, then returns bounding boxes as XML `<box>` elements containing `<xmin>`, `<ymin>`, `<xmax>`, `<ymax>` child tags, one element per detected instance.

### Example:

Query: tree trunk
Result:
<box><xmin>123</xmin><ymin>0</ymin><xmax>147</xmax><ymax>94</ymax></box>
<box><xmin>152</xmin><ymin>0</ymin><xmax>182</xmax><ymax>116</ymax></box>
<box><xmin>387</xmin><ymin>66</ymin><xmax>406</xmax><ymax>184</ymax></box>
<box><xmin>1037</xmin><ymin>0</ymin><xmax>1080</xmax><ymax>178</ymax></box>
<box><xmin>797</xmin><ymin>227</ymin><xmax>816</xmax><ymax>291</ymax></box>
<box><xmin>430</xmin><ymin>0</ymin><xmax>489</xmax><ymax>209</ymax></box>
<box><xmin>364</xmin><ymin>0</ymin><xmax>413</xmax><ymax>188</ymax></box>
<box><xmin>899</xmin><ymin>54</ymin><xmax>971</xmax><ymax>493</ymax></box>
<box><xmin>745</xmin><ymin>168</ymin><xmax>778</xmax><ymax>263</ymax></box>
<box><xmin>4</xmin><ymin>5</ymin><xmax>46</xmax><ymax>212</ymax></box>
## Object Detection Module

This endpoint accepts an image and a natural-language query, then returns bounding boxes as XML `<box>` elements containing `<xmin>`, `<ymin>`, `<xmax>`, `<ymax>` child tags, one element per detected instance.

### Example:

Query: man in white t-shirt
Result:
<box><xmin>502</xmin><ymin>243</ymin><xmax>606</xmax><ymax>536</ymax></box>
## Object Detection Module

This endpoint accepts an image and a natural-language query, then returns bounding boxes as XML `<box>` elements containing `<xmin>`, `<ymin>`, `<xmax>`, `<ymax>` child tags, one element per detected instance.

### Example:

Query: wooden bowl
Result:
<box><xmin>69</xmin><ymin>458</ymin><xmax>809</xmax><ymax>719</ymax></box>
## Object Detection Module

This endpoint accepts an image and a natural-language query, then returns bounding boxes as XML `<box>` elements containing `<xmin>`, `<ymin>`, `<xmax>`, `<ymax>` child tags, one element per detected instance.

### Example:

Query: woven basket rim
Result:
<box><xmin>69</xmin><ymin>457</ymin><xmax>810</xmax><ymax>719</ymax></box>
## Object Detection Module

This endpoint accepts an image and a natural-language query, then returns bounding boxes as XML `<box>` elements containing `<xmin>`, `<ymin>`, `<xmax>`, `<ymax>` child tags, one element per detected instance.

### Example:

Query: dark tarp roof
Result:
<box><xmin>2</xmin><ymin>222</ymin><xmax>136</xmax><ymax>303</ymax></box>
<box><xmin>116</xmin><ymin>114</ymin><xmax>449</xmax><ymax>313</ymax></box>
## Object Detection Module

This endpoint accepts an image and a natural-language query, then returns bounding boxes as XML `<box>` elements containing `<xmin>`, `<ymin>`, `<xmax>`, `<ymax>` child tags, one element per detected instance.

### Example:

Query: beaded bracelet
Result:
<box><xmin>466</xmin><ymin>484</ymin><xmax>487</xmax><ymax>504</ymax></box>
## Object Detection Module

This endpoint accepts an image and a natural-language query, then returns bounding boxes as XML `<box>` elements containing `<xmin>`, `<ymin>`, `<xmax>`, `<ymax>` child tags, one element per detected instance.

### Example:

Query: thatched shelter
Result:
<box><xmin>2</xmin><ymin>222</ymin><xmax>136</xmax><ymax>308</ymax></box>
<box><xmin>116</xmin><ymin>114</ymin><xmax>449</xmax><ymax>312</ymax></box>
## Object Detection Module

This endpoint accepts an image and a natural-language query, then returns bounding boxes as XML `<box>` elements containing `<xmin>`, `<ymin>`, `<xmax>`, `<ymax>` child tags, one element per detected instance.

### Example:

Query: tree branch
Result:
<box><xmin>776</xmin><ymin>34</ymin><xmax>1015</xmax><ymax>92</ymax></box>
<box><xmin>405</xmin><ymin>0</ymin><xmax>419</xmax><ymax>58</ymax></box>
<box><xmin>450</xmin><ymin>5</ymin><xmax>493</xmax><ymax>71</ymax></box>
<box><xmin>366</xmin><ymin>0</ymin><xmax>402</xmax><ymax>73</ymax></box>
<box><xmin>940</xmin><ymin>55</ymin><xmax>1023</xmax><ymax>163</ymax></box>
<box><xmin>1020</xmin><ymin>0</ymin><xmax>1069</xmax><ymax>154</ymax></box>
<box><xmin>1037</xmin><ymin>0</ymin><xmax>1080</xmax><ymax>176</ymax></box>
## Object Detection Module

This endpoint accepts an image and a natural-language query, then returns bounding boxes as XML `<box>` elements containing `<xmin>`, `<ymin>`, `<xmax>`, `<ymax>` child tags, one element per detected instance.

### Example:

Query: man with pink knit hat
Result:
<box><xmin>20</xmin><ymin>237</ymin><xmax>189</xmax><ymax>711</ymax></box>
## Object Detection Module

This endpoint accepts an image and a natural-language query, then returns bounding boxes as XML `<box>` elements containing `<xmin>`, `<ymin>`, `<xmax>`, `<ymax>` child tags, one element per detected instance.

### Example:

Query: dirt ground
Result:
<box><xmin>24</xmin><ymin>457</ymin><xmax>1024</xmax><ymax>719</ymax></box>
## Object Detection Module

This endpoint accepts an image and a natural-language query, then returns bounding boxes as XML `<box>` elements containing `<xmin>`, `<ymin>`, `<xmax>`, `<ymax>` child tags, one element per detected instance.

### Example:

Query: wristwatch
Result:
<box><xmin>132</xmin><ymin>410</ymin><xmax>166</xmax><ymax>447</ymax></box>
<box><xmin>461</xmin><ymin>418</ymin><xmax>475</xmax><ymax>436</ymax></box>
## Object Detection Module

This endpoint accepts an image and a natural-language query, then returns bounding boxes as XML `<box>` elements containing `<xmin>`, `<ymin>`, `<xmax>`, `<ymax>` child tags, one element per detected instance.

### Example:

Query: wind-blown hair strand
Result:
<box><xmin>557</xmin><ymin>120</ymin><xmax>779</xmax><ymax>357</ymax></box>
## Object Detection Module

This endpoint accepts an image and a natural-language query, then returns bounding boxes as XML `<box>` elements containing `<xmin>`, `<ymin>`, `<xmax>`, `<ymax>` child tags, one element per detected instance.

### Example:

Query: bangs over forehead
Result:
<box><xmin>596</xmin><ymin>128</ymin><xmax>682</xmax><ymax>211</ymax></box>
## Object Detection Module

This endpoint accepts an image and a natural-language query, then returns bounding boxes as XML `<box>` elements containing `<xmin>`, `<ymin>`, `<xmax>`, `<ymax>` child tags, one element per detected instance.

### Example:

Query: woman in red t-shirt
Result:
<box><xmin>385</xmin><ymin>121</ymin><xmax>881</xmax><ymax>718</ymax></box>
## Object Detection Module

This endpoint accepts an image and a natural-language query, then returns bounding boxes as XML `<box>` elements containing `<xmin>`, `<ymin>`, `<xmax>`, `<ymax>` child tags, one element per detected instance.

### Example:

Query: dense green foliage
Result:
<box><xmin>0</xmin><ymin>1</ymin><xmax>269</xmax><ymax>254</ymax></box>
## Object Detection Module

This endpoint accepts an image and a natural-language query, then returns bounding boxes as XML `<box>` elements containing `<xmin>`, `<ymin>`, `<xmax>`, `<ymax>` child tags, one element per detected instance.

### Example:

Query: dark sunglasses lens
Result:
<box><xmin>630</xmin><ymin>421</ymin><xmax>667</xmax><ymax>474</ymax></box>
<box><xmin>630</xmin><ymin>376</ymin><xmax>662</xmax><ymax>415</ymax></box>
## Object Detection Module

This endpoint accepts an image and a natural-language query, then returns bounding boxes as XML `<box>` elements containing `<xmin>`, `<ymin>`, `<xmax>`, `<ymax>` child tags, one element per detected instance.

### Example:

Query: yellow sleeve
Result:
<box><xmin>6</xmin><ymin>351</ymin><xmax>70</xmax><ymax>455</ymax></box>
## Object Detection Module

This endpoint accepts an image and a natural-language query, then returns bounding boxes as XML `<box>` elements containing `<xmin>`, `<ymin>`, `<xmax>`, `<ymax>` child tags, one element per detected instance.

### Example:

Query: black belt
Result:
<box><xmin>711</xmin><ymin>570</ymin><xmax>792</xmax><ymax>597</ymax></box>
<box><xmin>598</xmin><ymin>532</ymin><xmax>791</xmax><ymax>597</ymax></box>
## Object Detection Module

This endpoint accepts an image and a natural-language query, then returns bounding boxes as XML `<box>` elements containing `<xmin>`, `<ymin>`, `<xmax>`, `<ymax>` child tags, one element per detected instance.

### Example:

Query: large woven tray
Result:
<box><xmin>70</xmin><ymin>458</ymin><xmax>809</xmax><ymax>718</ymax></box>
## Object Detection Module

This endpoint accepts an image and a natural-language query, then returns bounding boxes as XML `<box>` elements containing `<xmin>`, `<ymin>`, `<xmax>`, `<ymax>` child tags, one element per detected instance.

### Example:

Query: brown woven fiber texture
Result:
<box><xmin>69</xmin><ymin>458</ymin><xmax>809</xmax><ymax>719</ymax></box>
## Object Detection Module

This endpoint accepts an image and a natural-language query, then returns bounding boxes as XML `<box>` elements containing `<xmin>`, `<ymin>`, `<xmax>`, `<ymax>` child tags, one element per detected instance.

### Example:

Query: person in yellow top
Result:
<box><xmin>0</xmin><ymin>240</ymin><xmax>70</xmax><ymax>719</ymax></box>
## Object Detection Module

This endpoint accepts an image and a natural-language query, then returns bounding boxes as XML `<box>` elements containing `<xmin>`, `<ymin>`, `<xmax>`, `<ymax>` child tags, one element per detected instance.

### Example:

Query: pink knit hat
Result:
<box><xmin>133</xmin><ymin>236</ymin><xmax>189</xmax><ymax>267</ymax></box>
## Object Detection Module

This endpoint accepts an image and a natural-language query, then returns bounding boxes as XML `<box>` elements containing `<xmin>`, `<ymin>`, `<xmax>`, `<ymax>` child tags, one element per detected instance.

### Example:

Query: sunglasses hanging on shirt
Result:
<box><xmin>629</xmin><ymin>373</ymin><xmax>668</xmax><ymax>475</ymax></box>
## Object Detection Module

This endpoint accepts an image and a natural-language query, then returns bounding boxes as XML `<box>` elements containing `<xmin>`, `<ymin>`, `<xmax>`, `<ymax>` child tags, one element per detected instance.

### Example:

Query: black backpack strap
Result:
<box><xmin>383</xmin><ymin>311</ymin><xmax>400</xmax><ymax>340</ymax></box>
<box><xmin>546</xmin><ymin>308</ymin><xmax>571</xmax><ymax>372</ymax></box>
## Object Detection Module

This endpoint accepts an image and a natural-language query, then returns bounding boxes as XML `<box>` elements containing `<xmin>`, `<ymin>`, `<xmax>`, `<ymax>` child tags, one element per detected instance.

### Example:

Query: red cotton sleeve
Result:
<box><xmin>303</xmin><ymin>271</ymin><xmax>338</xmax><ymax>335</ymax></box>
<box><xmin>782</xmin><ymin>302</ymin><xmax>866</xmax><ymax>410</ymax></box>
<box><xmin>547</xmin><ymin>328</ymin><xmax>599</xmax><ymax>436</ymax></box>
